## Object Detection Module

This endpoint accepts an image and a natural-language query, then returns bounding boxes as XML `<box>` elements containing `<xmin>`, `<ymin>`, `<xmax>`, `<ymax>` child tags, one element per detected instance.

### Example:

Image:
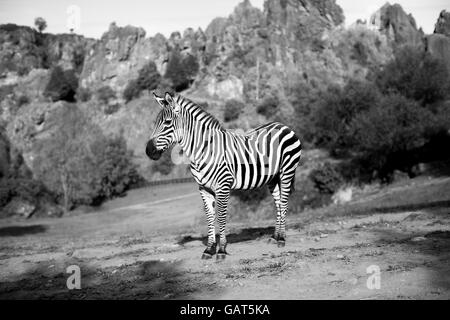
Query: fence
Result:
<box><xmin>142</xmin><ymin>177</ymin><xmax>195</xmax><ymax>187</ymax></box>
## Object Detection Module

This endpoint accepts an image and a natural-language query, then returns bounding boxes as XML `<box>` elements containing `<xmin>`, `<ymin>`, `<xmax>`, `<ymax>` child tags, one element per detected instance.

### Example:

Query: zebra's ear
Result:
<box><xmin>165</xmin><ymin>92</ymin><xmax>180</xmax><ymax>114</ymax></box>
<box><xmin>152</xmin><ymin>91</ymin><xmax>168</xmax><ymax>109</ymax></box>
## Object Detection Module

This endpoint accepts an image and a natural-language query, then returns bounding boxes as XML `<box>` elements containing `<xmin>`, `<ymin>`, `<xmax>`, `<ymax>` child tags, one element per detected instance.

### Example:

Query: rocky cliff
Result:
<box><xmin>0</xmin><ymin>0</ymin><xmax>447</xmax><ymax>180</ymax></box>
<box><xmin>369</xmin><ymin>2</ymin><xmax>424</xmax><ymax>47</ymax></box>
<box><xmin>427</xmin><ymin>10</ymin><xmax>450</xmax><ymax>74</ymax></box>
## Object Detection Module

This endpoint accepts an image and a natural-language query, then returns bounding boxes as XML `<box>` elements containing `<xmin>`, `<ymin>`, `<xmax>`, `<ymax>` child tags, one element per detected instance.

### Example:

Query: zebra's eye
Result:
<box><xmin>163</xmin><ymin>119</ymin><xmax>172</xmax><ymax>125</ymax></box>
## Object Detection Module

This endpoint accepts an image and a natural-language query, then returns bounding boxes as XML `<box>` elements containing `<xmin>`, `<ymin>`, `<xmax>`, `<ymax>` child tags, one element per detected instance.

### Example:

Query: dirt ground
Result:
<box><xmin>0</xmin><ymin>176</ymin><xmax>449</xmax><ymax>300</ymax></box>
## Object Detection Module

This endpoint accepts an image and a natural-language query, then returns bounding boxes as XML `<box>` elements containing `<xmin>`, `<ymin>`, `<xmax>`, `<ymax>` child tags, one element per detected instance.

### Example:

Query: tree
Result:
<box><xmin>376</xmin><ymin>46</ymin><xmax>450</xmax><ymax>105</ymax></box>
<box><xmin>164</xmin><ymin>51</ymin><xmax>199</xmax><ymax>92</ymax></box>
<box><xmin>34</xmin><ymin>17</ymin><xmax>47</xmax><ymax>33</ymax></box>
<box><xmin>123</xmin><ymin>61</ymin><xmax>161</xmax><ymax>102</ymax></box>
<box><xmin>350</xmin><ymin>94</ymin><xmax>435</xmax><ymax>179</ymax></box>
<box><xmin>223</xmin><ymin>99</ymin><xmax>244</xmax><ymax>122</ymax></box>
<box><xmin>33</xmin><ymin>105</ymin><xmax>139</xmax><ymax>212</ymax></box>
<box><xmin>313</xmin><ymin>80</ymin><xmax>381</xmax><ymax>152</ymax></box>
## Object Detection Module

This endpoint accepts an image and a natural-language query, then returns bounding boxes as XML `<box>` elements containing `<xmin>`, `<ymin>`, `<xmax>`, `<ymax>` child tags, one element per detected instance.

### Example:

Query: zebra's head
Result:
<box><xmin>146</xmin><ymin>92</ymin><xmax>181</xmax><ymax>160</ymax></box>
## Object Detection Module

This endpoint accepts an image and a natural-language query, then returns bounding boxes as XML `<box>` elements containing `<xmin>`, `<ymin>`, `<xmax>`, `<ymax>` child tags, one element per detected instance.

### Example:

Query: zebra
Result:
<box><xmin>146</xmin><ymin>92</ymin><xmax>302</xmax><ymax>260</ymax></box>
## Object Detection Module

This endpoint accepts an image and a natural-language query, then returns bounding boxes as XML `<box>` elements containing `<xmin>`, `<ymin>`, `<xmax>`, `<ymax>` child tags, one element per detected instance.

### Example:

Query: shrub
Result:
<box><xmin>256</xmin><ymin>95</ymin><xmax>279</xmax><ymax>118</ymax></box>
<box><xmin>164</xmin><ymin>51</ymin><xmax>199</xmax><ymax>92</ymax></box>
<box><xmin>136</xmin><ymin>61</ymin><xmax>161</xmax><ymax>92</ymax></box>
<box><xmin>96</xmin><ymin>86</ymin><xmax>116</xmax><ymax>105</ymax></box>
<box><xmin>313</xmin><ymin>79</ymin><xmax>381</xmax><ymax>153</ymax></box>
<box><xmin>33</xmin><ymin>105</ymin><xmax>140</xmax><ymax>211</ymax></box>
<box><xmin>43</xmin><ymin>66</ymin><xmax>78</xmax><ymax>102</ymax></box>
<box><xmin>123</xmin><ymin>61</ymin><xmax>161</xmax><ymax>102</ymax></box>
<box><xmin>376</xmin><ymin>46</ymin><xmax>450</xmax><ymax>105</ymax></box>
<box><xmin>0</xmin><ymin>178</ymin><xmax>50</xmax><ymax>208</ymax></box>
<box><xmin>309</xmin><ymin>162</ymin><xmax>344</xmax><ymax>195</ymax></box>
<box><xmin>223</xmin><ymin>99</ymin><xmax>244</xmax><ymax>122</ymax></box>
<box><xmin>123</xmin><ymin>79</ymin><xmax>140</xmax><ymax>102</ymax></box>
<box><xmin>350</xmin><ymin>94</ymin><xmax>435</xmax><ymax>180</ymax></box>
<box><xmin>89</xmin><ymin>135</ymin><xmax>140</xmax><ymax>204</ymax></box>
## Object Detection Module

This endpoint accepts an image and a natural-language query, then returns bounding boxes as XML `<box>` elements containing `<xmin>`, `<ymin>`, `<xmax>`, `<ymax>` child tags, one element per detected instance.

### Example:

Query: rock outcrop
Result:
<box><xmin>426</xmin><ymin>10</ymin><xmax>450</xmax><ymax>74</ymax></box>
<box><xmin>0</xmin><ymin>24</ymin><xmax>94</xmax><ymax>76</ymax></box>
<box><xmin>434</xmin><ymin>10</ymin><xmax>450</xmax><ymax>37</ymax></box>
<box><xmin>369</xmin><ymin>2</ymin><xmax>423</xmax><ymax>47</ymax></box>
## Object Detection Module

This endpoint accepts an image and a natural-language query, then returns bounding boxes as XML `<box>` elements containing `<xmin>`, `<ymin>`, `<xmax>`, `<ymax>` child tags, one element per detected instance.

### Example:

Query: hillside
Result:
<box><xmin>1</xmin><ymin>1</ymin><xmax>450</xmax><ymax>218</ymax></box>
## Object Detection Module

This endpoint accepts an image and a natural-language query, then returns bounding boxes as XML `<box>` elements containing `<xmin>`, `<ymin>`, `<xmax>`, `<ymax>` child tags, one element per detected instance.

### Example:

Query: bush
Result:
<box><xmin>136</xmin><ymin>61</ymin><xmax>161</xmax><ymax>92</ymax></box>
<box><xmin>309</xmin><ymin>162</ymin><xmax>344</xmax><ymax>194</ymax></box>
<box><xmin>256</xmin><ymin>95</ymin><xmax>279</xmax><ymax>118</ymax></box>
<box><xmin>96</xmin><ymin>86</ymin><xmax>116</xmax><ymax>105</ymax></box>
<box><xmin>43</xmin><ymin>66</ymin><xmax>78</xmax><ymax>102</ymax></box>
<box><xmin>89</xmin><ymin>135</ymin><xmax>140</xmax><ymax>204</ymax></box>
<box><xmin>123</xmin><ymin>61</ymin><xmax>161</xmax><ymax>102</ymax></box>
<box><xmin>164</xmin><ymin>51</ymin><xmax>199</xmax><ymax>92</ymax></box>
<box><xmin>223</xmin><ymin>99</ymin><xmax>244</xmax><ymax>122</ymax></box>
<box><xmin>123</xmin><ymin>79</ymin><xmax>140</xmax><ymax>102</ymax></box>
<box><xmin>313</xmin><ymin>79</ymin><xmax>381</xmax><ymax>153</ymax></box>
<box><xmin>0</xmin><ymin>178</ymin><xmax>50</xmax><ymax>208</ymax></box>
<box><xmin>350</xmin><ymin>94</ymin><xmax>435</xmax><ymax>180</ymax></box>
<box><xmin>376</xmin><ymin>46</ymin><xmax>450</xmax><ymax>105</ymax></box>
<box><xmin>33</xmin><ymin>105</ymin><xmax>141</xmax><ymax>211</ymax></box>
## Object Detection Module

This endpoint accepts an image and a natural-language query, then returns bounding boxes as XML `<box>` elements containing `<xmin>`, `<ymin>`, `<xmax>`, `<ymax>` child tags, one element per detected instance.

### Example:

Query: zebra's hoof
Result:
<box><xmin>216</xmin><ymin>253</ymin><xmax>227</xmax><ymax>260</ymax></box>
<box><xmin>201</xmin><ymin>253</ymin><xmax>213</xmax><ymax>260</ymax></box>
<box><xmin>268</xmin><ymin>237</ymin><xmax>278</xmax><ymax>244</ymax></box>
<box><xmin>277</xmin><ymin>240</ymin><xmax>285</xmax><ymax>248</ymax></box>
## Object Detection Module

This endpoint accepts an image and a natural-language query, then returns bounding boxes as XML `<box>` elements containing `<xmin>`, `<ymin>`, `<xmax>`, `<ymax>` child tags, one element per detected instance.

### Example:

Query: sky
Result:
<box><xmin>0</xmin><ymin>0</ymin><xmax>448</xmax><ymax>39</ymax></box>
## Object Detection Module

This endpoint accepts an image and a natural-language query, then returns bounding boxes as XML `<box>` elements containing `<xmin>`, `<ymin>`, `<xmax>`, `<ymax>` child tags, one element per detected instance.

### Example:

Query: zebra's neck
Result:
<box><xmin>175</xmin><ymin>95</ymin><xmax>224</xmax><ymax>163</ymax></box>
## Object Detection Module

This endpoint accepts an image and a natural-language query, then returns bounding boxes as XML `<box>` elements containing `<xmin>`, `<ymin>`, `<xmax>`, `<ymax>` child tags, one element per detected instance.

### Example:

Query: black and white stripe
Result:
<box><xmin>148</xmin><ymin>92</ymin><xmax>302</xmax><ymax>259</ymax></box>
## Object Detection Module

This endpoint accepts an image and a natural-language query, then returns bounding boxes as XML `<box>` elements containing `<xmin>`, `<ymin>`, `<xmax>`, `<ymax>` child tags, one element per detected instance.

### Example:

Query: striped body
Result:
<box><xmin>148</xmin><ymin>93</ymin><xmax>302</xmax><ymax>259</ymax></box>
<box><xmin>189</xmin><ymin>122</ymin><xmax>301</xmax><ymax>192</ymax></box>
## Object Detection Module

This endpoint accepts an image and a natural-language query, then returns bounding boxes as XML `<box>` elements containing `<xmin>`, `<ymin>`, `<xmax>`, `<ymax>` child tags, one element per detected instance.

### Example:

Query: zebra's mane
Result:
<box><xmin>175</xmin><ymin>94</ymin><xmax>224</xmax><ymax>131</ymax></box>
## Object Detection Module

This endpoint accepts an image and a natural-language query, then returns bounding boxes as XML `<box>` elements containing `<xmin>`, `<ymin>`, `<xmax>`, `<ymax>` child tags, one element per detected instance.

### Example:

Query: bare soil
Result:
<box><xmin>0</xmin><ymin>177</ymin><xmax>449</xmax><ymax>299</ymax></box>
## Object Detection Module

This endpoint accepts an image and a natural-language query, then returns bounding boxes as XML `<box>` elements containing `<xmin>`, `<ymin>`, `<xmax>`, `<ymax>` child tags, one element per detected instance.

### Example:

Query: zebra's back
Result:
<box><xmin>226</xmin><ymin>122</ymin><xmax>302</xmax><ymax>190</ymax></box>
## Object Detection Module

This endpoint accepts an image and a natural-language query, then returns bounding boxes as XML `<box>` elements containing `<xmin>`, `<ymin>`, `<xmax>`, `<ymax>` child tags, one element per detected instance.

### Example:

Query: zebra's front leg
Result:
<box><xmin>215</xmin><ymin>185</ymin><xmax>231</xmax><ymax>260</ymax></box>
<box><xmin>199</xmin><ymin>187</ymin><xmax>217</xmax><ymax>259</ymax></box>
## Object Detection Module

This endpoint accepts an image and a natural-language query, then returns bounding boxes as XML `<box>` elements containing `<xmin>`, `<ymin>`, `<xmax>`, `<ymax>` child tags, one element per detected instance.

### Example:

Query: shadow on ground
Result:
<box><xmin>0</xmin><ymin>225</ymin><xmax>47</xmax><ymax>237</ymax></box>
<box><xmin>178</xmin><ymin>226</ymin><xmax>275</xmax><ymax>246</ymax></box>
<box><xmin>0</xmin><ymin>258</ymin><xmax>219</xmax><ymax>299</ymax></box>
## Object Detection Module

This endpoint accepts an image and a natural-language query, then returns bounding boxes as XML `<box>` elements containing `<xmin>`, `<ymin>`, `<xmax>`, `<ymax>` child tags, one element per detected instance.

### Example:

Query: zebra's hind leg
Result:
<box><xmin>268</xmin><ymin>180</ymin><xmax>283</xmax><ymax>246</ymax></box>
<box><xmin>276</xmin><ymin>173</ymin><xmax>296</xmax><ymax>248</ymax></box>
<box><xmin>199</xmin><ymin>187</ymin><xmax>217</xmax><ymax>259</ymax></box>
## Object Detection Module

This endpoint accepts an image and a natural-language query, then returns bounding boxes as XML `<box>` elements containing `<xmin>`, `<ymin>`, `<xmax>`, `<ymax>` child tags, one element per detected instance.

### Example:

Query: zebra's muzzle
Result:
<box><xmin>146</xmin><ymin>139</ymin><xmax>163</xmax><ymax>160</ymax></box>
